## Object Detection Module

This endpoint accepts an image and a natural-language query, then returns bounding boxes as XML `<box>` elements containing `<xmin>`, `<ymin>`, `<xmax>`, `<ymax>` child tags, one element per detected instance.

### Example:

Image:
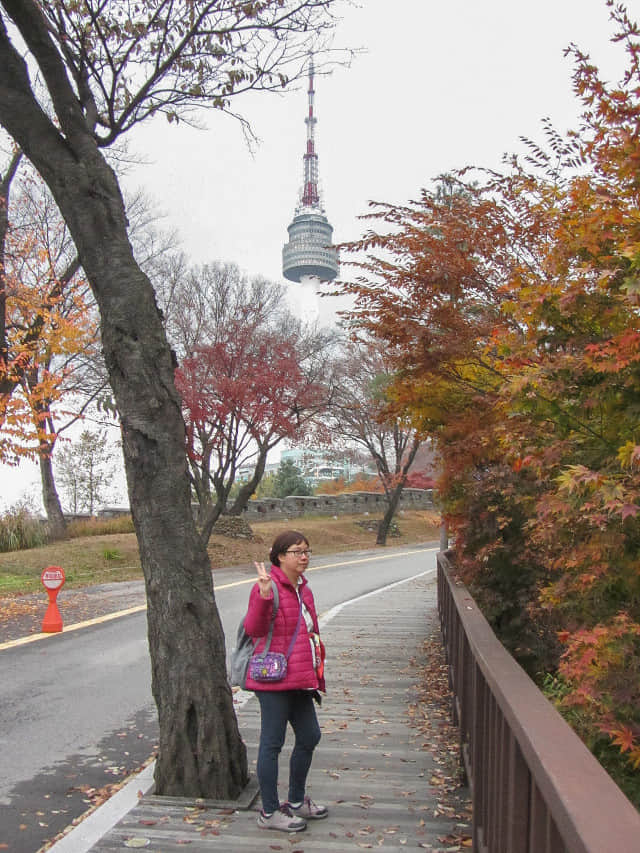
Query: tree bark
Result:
<box><xmin>39</xmin><ymin>443</ymin><xmax>67</xmax><ymax>540</ymax></box>
<box><xmin>199</xmin><ymin>442</ymin><xmax>269</xmax><ymax>544</ymax></box>
<box><xmin>376</xmin><ymin>437</ymin><xmax>422</xmax><ymax>546</ymax></box>
<box><xmin>377</xmin><ymin>483</ymin><xmax>404</xmax><ymax>545</ymax></box>
<box><xmin>199</xmin><ymin>497</ymin><xmax>226</xmax><ymax>548</ymax></box>
<box><xmin>0</xmin><ymin>14</ymin><xmax>247</xmax><ymax>797</ymax></box>
<box><xmin>0</xmin><ymin>148</ymin><xmax>21</xmax><ymax>391</ymax></box>
<box><xmin>227</xmin><ymin>446</ymin><xmax>268</xmax><ymax>517</ymax></box>
<box><xmin>66</xmin><ymin>158</ymin><xmax>246</xmax><ymax>797</ymax></box>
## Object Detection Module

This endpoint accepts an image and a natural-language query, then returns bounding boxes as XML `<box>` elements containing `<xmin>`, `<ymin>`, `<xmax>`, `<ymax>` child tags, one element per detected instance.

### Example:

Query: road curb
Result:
<box><xmin>45</xmin><ymin>762</ymin><xmax>155</xmax><ymax>853</ymax></box>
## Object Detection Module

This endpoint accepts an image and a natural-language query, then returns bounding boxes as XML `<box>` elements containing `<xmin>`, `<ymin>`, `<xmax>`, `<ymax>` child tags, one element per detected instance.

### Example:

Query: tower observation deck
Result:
<box><xmin>282</xmin><ymin>57</ymin><xmax>339</xmax><ymax>284</ymax></box>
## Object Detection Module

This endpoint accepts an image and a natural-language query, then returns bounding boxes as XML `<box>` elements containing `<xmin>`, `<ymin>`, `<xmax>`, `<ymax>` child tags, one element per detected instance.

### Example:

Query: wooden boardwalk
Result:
<box><xmin>91</xmin><ymin>573</ymin><xmax>471</xmax><ymax>851</ymax></box>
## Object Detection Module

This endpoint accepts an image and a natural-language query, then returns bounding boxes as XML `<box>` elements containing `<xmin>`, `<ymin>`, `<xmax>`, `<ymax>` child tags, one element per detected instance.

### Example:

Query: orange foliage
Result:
<box><xmin>315</xmin><ymin>474</ymin><xmax>383</xmax><ymax>495</ymax></box>
<box><xmin>333</xmin><ymin>3</ymin><xmax>640</xmax><ymax>790</ymax></box>
<box><xmin>0</xmin><ymin>158</ymin><xmax>97</xmax><ymax>463</ymax></box>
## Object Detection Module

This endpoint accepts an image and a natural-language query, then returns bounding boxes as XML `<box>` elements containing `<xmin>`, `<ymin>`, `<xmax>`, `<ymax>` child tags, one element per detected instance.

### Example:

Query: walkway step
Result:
<box><xmin>90</xmin><ymin>573</ymin><xmax>471</xmax><ymax>851</ymax></box>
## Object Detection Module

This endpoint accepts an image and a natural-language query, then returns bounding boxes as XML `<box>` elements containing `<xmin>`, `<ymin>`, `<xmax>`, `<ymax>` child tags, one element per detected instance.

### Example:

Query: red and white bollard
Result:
<box><xmin>41</xmin><ymin>566</ymin><xmax>66</xmax><ymax>633</ymax></box>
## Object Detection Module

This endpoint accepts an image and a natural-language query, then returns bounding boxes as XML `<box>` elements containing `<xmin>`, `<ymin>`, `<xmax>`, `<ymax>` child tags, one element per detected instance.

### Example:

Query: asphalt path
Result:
<box><xmin>0</xmin><ymin>542</ymin><xmax>438</xmax><ymax>852</ymax></box>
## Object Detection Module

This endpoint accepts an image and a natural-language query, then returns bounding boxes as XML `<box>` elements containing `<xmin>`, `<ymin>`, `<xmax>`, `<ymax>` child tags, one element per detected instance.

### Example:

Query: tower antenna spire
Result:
<box><xmin>302</xmin><ymin>53</ymin><xmax>319</xmax><ymax>208</ymax></box>
<box><xmin>282</xmin><ymin>53</ymin><xmax>338</xmax><ymax>286</ymax></box>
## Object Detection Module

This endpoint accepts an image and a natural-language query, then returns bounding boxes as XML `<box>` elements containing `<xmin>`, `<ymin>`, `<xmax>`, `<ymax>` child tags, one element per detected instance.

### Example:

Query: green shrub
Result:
<box><xmin>102</xmin><ymin>547</ymin><xmax>122</xmax><ymax>560</ymax></box>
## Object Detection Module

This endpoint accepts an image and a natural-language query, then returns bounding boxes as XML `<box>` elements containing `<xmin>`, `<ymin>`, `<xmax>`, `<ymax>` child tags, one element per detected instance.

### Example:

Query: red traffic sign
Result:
<box><xmin>41</xmin><ymin>566</ymin><xmax>65</xmax><ymax>590</ymax></box>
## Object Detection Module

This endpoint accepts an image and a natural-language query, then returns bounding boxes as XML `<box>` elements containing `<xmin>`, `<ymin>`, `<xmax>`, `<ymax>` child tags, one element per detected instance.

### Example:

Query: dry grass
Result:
<box><xmin>0</xmin><ymin>510</ymin><xmax>441</xmax><ymax>595</ymax></box>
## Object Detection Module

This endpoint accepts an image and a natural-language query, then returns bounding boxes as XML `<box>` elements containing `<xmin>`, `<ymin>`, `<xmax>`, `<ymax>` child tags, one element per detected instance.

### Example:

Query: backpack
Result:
<box><xmin>229</xmin><ymin>583</ymin><xmax>280</xmax><ymax>689</ymax></box>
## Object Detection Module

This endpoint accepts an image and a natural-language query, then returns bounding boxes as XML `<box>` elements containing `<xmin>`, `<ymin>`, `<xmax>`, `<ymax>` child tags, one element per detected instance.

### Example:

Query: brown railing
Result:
<box><xmin>437</xmin><ymin>550</ymin><xmax>640</xmax><ymax>853</ymax></box>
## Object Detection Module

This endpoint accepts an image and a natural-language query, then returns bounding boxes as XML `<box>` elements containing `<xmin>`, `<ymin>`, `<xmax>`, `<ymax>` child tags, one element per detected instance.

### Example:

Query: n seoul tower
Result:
<box><xmin>282</xmin><ymin>55</ymin><xmax>338</xmax><ymax>323</ymax></box>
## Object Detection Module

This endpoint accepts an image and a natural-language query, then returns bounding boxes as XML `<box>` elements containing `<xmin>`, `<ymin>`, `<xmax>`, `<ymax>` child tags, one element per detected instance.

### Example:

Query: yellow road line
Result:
<box><xmin>0</xmin><ymin>546</ymin><xmax>437</xmax><ymax>651</ymax></box>
<box><xmin>0</xmin><ymin>605</ymin><xmax>147</xmax><ymax>651</ymax></box>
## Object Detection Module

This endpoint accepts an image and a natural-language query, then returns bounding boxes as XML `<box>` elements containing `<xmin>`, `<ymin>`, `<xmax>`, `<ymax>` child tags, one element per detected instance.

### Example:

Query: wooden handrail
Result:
<box><xmin>437</xmin><ymin>550</ymin><xmax>640</xmax><ymax>853</ymax></box>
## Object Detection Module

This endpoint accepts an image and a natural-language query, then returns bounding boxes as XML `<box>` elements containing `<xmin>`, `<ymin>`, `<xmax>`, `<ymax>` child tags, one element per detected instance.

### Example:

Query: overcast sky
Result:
<box><xmin>124</xmin><ymin>0</ymin><xmax>626</xmax><ymax>288</ymax></box>
<box><xmin>0</xmin><ymin>0</ymin><xmax>632</xmax><ymax>510</ymax></box>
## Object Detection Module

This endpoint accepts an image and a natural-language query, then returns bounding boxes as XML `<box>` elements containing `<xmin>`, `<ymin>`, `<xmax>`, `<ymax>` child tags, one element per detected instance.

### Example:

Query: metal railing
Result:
<box><xmin>437</xmin><ymin>550</ymin><xmax>640</xmax><ymax>853</ymax></box>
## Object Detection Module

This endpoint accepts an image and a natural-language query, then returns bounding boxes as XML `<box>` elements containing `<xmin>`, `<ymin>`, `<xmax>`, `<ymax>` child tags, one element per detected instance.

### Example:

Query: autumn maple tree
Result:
<box><xmin>175</xmin><ymin>315</ymin><xmax>332</xmax><ymax>543</ymax></box>
<box><xmin>334</xmin><ymin>2</ymin><xmax>640</xmax><ymax>802</ymax></box>
<box><xmin>154</xmin><ymin>257</ymin><xmax>336</xmax><ymax>539</ymax></box>
<box><xmin>0</xmin><ymin>150</ymin><xmax>105</xmax><ymax>538</ymax></box>
<box><xmin>1</xmin><ymin>158</ymin><xmax>180</xmax><ymax>538</ymax></box>
<box><xmin>0</xmin><ymin>0</ymin><xmax>344</xmax><ymax>798</ymax></box>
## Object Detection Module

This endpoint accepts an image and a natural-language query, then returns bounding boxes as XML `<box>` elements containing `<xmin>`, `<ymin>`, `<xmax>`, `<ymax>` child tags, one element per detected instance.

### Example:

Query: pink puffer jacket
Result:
<box><xmin>243</xmin><ymin>565</ymin><xmax>325</xmax><ymax>693</ymax></box>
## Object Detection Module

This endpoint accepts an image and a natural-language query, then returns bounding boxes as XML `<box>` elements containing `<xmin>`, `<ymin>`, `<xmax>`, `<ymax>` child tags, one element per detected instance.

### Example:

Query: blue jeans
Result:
<box><xmin>255</xmin><ymin>690</ymin><xmax>321</xmax><ymax>813</ymax></box>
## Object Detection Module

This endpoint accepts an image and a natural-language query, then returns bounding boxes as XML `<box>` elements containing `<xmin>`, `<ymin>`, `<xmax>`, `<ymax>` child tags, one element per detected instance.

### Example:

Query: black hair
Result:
<box><xmin>269</xmin><ymin>530</ymin><xmax>310</xmax><ymax>566</ymax></box>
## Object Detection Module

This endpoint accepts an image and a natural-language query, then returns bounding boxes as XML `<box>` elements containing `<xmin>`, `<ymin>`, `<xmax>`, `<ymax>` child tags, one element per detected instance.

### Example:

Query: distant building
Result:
<box><xmin>236</xmin><ymin>460</ymin><xmax>280</xmax><ymax>483</ymax></box>
<box><xmin>280</xmin><ymin>447</ymin><xmax>376</xmax><ymax>487</ymax></box>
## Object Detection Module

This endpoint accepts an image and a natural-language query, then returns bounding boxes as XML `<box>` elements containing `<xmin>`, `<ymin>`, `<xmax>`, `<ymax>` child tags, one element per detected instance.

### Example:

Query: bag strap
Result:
<box><xmin>284</xmin><ymin>593</ymin><xmax>304</xmax><ymax>659</ymax></box>
<box><xmin>255</xmin><ymin>583</ymin><xmax>303</xmax><ymax>662</ymax></box>
<box><xmin>254</xmin><ymin>582</ymin><xmax>279</xmax><ymax>658</ymax></box>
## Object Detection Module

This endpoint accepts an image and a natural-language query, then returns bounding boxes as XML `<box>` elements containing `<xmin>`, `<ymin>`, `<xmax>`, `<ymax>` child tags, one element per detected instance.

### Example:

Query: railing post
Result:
<box><xmin>439</xmin><ymin>520</ymin><xmax>448</xmax><ymax>552</ymax></box>
<box><xmin>506</xmin><ymin>736</ymin><xmax>530</xmax><ymax>853</ymax></box>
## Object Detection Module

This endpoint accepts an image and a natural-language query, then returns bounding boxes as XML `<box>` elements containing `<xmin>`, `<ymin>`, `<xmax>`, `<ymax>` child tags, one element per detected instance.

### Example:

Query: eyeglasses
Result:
<box><xmin>285</xmin><ymin>549</ymin><xmax>312</xmax><ymax>557</ymax></box>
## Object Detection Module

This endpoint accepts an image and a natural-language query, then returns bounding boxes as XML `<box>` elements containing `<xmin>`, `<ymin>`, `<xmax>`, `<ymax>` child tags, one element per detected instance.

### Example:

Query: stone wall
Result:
<box><xmin>98</xmin><ymin>488</ymin><xmax>434</xmax><ymax>522</ymax></box>
<box><xmin>240</xmin><ymin>488</ymin><xmax>433</xmax><ymax>521</ymax></box>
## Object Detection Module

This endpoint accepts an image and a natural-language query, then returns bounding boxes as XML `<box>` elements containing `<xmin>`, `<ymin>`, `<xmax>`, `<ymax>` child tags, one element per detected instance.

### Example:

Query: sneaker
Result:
<box><xmin>257</xmin><ymin>805</ymin><xmax>307</xmax><ymax>833</ymax></box>
<box><xmin>287</xmin><ymin>796</ymin><xmax>329</xmax><ymax>820</ymax></box>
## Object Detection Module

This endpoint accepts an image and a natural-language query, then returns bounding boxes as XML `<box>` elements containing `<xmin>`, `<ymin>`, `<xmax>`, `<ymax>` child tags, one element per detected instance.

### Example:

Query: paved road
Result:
<box><xmin>0</xmin><ymin>543</ymin><xmax>438</xmax><ymax>852</ymax></box>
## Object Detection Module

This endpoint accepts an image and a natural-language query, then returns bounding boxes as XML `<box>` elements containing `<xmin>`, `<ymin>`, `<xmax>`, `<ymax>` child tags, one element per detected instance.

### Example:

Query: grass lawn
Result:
<box><xmin>0</xmin><ymin>510</ymin><xmax>441</xmax><ymax>595</ymax></box>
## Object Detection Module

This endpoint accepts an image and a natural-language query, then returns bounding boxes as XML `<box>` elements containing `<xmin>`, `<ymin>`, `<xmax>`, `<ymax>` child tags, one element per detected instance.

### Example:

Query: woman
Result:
<box><xmin>244</xmin><ymin>529</ymin><xmax>327</xmax><ymax>833</ymax></box>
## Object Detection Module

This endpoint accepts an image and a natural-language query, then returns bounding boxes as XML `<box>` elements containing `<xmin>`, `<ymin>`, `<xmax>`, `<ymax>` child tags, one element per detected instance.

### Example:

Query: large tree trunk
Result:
<box><xmin>82</xmin><ymin>167</ymin><xmax>247</xmax><ymax>797</ymax></box>
<box><xmin>376</xmin><ymin>438</ymin><xmax>422</xmax><ymax>546</ymax></box>
<box><xmin>200</xmin><ymin>497</ymin><xmax>226</xmax><ymax>548</ymax></box>
<box><xmin>38</xmin><ymin>444</ymin><xmax>67</xmax><ymax>540</ymax></box>
<box><xmin>0</xmin><ymin>38</ymin><xmax>247</xmax><ymax>797</ymax></box>
<box><xmin>228</xmin><ymin>447</ymin><xmax>268</xmax><ymax>516</ymax></box>
<box><xmin>376</xmin><ymin>483</ymin><xmax>404</xmax><ymax>546</ymax></box>
<box><xmin>200</xmin><ymin>444</ymin><xmax>268</xmax><ymax>544</ymax></box>
<box><xmin>66</xmin><ymin>161</ymin><xmax>247</xmax><ymax>797</ymax></box>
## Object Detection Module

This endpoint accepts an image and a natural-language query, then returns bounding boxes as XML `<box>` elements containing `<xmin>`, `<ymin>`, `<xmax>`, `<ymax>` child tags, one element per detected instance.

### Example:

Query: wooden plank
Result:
<box><xmin>91</xmin><ymin>575</ymin><xmax>472</xmax><ymax>851</ymax></box>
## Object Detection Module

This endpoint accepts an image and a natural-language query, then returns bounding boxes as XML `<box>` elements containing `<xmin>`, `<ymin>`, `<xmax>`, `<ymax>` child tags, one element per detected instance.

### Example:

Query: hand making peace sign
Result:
<box><xmin>254</xmin><ymin>561</ymin><xmax>272</xmax><ymax>598</ymax></box>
